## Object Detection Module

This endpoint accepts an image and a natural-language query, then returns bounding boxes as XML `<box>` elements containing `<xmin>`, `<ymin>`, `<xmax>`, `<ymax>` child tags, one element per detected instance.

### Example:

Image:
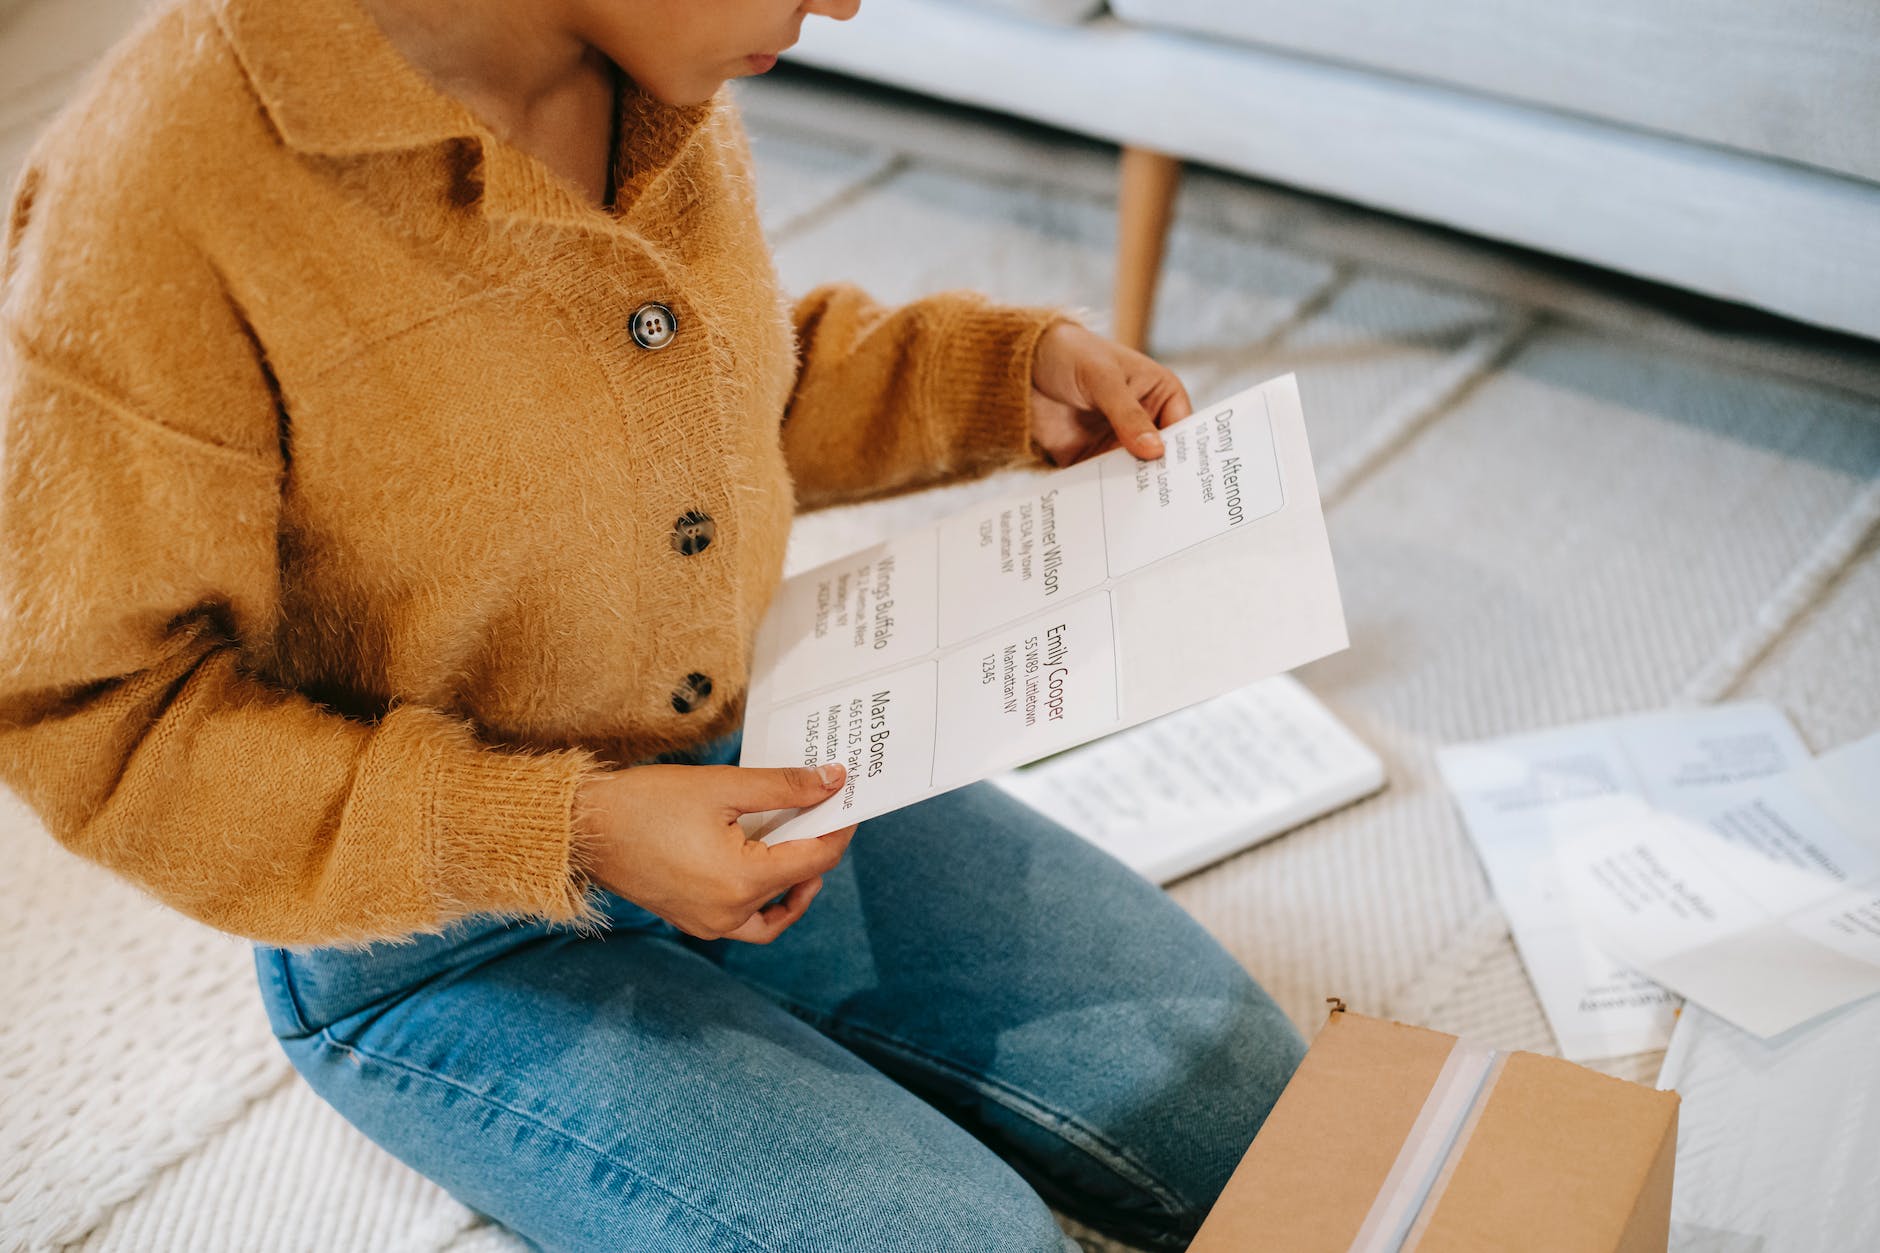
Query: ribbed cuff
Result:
<box><xmin>924</xmin><ymin>300</ymin><xmax>1077</xmax><ymax>474</ymax></box>
<box><xmin>428</xmin><ymin>741</ymin><xmax>613</xmax><ymax>931</ymax></box>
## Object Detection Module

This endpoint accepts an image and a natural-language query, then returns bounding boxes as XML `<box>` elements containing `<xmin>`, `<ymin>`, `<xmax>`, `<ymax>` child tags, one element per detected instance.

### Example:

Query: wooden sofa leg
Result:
<box><xmin>1114</xmin><ymin>146</ymin><xmax>1182</xmax><ymax>354</ymax></box>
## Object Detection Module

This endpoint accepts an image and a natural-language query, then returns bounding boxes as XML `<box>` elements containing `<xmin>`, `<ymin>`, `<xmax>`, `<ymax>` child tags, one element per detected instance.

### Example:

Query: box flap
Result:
<box><xmin>1191</xmin><ymin>1011</ymin><xmax>1456</xmax><ymax>1252</ymax></box>
<box><xmin>1409</xmin><ymin>1051</ymin><xmax>1680</xmax><ymax>1251</ymax></box>
<box><xmin>1615</xmin><ymin>1103</ymin><xmax>1678</xmax><ymax>1253</ymax></box>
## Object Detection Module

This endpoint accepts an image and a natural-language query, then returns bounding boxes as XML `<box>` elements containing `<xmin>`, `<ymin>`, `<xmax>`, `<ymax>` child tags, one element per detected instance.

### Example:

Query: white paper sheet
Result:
<box><xmin>1436</xmin><ymin>704</ymin><xmax>1811</xmax><ymax>1061</ymax></box>
<box><xmin>1659</xmin><ymin>996</ymin><xmax>1880</xmax><ymax>1252</ymax></box>
<box><xmin>1557</xmin><ymin>733</ymin><xmax>1880</xmax><ymax>1039</ymax></box>
<box><xmin>994</xmin><ymin>675</ymin><xmax>1385</xmax><ymax>883</ymax></box>
<box><xmin>739</xmin><ymin>375</ymin><xmax>1349</xmax><ymax>842</ymax></box>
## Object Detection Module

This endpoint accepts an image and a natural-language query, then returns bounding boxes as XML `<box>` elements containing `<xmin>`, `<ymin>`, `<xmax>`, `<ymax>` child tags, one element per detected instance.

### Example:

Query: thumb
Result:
<box><xmin>713</xmin><ymin>763</ymin><xmax>846</xmax><ymax>816</ymax></box>
<box><xmin>1090</xmin><ymin>360</ymin><xmax>1164</xmax><ymax>460</ymax></box>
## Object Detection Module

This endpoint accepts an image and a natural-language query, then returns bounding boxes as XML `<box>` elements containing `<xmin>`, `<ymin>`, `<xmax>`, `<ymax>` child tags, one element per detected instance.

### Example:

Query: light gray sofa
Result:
<box><xmin>786</xmin><ymin>0</ymin><xmax>1880</xmax><ymax>346</ymax></box>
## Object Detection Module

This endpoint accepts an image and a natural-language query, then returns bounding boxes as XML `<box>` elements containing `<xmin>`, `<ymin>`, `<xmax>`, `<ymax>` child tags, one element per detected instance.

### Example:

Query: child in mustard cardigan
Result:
<box><xmin>0</xmin><ymin>0</ymin><xmax>1306</xmax><ymax>1247</ymax></box>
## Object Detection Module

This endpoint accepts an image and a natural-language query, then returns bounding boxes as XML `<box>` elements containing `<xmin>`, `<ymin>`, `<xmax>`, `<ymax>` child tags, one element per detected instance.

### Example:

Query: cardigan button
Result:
<box><xmin>630</xmin><ymin>302</ymin><xmax>677</xmax><ymax>350</ymax></box>
<box><xmin>670</xmin><ymin>510</ymin><xmax>716</xmax><ymax>556</ymax></box>
<box><xmin>671</xmin><ymin>672</ymin><xmax>713</xmax><ymax>714</ymax></box>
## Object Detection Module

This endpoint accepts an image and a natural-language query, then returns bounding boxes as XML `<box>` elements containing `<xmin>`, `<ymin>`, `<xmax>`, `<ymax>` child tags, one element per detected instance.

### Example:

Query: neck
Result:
<box><xmin>354</xmin><ymin>0</ymin><xmax>606</xmax><ymax>139</ymax></box>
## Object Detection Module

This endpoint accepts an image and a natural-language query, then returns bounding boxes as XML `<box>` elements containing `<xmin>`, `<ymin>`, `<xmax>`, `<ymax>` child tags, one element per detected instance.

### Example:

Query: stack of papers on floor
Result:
<box><xmin>1555</xmin><ymin>731</ymin><xmax>1880</xmax><ymax>1040</ymax></box>
<box><xmin>1441</xmin><ymin>706</ymin><xmax>1880</xmax><ymax>1055</ymax></box>
<box><xmin>1436</xmin><ymin>703</ymin><xmax>1812</xmax><ymax>1060</ymax></box>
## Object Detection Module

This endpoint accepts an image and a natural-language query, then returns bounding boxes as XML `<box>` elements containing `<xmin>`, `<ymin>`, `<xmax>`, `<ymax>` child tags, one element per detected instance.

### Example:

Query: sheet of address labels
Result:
<box><xmin>739</xmin><ymin>373</ymin><xmax>1349</xmax><ymax>843</ymax></box>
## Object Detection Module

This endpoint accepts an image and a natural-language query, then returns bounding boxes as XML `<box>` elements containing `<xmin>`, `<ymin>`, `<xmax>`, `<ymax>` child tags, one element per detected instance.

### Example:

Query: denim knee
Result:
<box><xmin>1080</xmin><ymin>982</ymin><xmax>1305</xmax><ymax>1251</ymax></box>
<box><xmin>1169</xmin><ymin>984</ymin><xmax>1307</xmax><ymax>1222</ymax></box>
<box><xmin>274</xmin><ymin>1027</ymin><xmax>1073</xmax><ymax>1253</ymax></box>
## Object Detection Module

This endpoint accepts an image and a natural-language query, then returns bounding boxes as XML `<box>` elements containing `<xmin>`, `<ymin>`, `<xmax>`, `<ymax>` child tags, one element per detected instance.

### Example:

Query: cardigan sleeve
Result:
<box><xmin>0</xmin><ymin>179</ymin><xmax>610</xmax><ymax>949</ymax></box>
<box><xmin>780</xmin><ymin>282</ymin><xmax>1074</xmax><ymax>510</ymax></box>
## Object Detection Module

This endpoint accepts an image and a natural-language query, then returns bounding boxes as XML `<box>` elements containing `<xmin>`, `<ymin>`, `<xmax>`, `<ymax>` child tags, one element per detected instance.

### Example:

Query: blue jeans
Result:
<box><xmin>252</xmin><ymin>735</ymin><xmax>1305</xmax><ymax>1252</ymax></box>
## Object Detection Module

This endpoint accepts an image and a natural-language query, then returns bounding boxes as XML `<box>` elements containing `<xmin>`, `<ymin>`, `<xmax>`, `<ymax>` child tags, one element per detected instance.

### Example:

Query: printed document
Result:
<box><xmin>995</xmin><ymin>675</ymin><xmax>1384</xmax><ymax>884</ymax></box>
<box><xmin>1558</xmin><ymin>731</ymin><xmax>1880</xmax><ymax>1039</ymax></box>
<box><xmin>739</xmin><ymin>374</ymin><xmax>1348</xmax><ymax>843</ymax></box>
<box><xmin>1437</xmin><ymin>704</ymin><xmax>1811</xmax><ymax>1060</ymax></box>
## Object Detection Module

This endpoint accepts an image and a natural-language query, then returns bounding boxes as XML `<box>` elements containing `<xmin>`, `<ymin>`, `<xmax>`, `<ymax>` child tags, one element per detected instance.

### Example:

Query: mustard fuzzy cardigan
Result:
<box><xmin>0</xmin><ymin>0</ymin><xmax>1067</xmax><ymax>947</ymax></box>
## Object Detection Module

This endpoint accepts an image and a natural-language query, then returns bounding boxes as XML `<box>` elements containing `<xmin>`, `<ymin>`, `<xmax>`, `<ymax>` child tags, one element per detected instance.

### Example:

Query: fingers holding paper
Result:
<box><xmin>572</xmin><ymin>762</ymin><xmax>856</xmax><ymax>943</ymax></box>
<box><xmin>1029</xmin><ymin>320</ymin><xmax>1193</xmax><ymax>466</ymax></box>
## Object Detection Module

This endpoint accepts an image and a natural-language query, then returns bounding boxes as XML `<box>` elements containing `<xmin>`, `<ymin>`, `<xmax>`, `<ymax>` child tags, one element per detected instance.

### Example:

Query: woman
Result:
<box><xmin>0</xmin><ymin>0</ymin><xmax>1305</xmax><ymax>1247</ymax></box>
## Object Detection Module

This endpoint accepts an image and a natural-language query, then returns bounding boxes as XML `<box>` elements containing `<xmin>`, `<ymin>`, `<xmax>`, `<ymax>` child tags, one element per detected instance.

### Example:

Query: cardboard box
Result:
<box><xmin>1192</xmin><ymin>1008</ymin><xmax>1679</xmax><ymax>1252</ymax></box>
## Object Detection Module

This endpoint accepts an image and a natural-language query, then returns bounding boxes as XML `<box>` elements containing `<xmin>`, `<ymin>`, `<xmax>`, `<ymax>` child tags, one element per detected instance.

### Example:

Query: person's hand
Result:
<box><xmin>1029</xmin><ymin>320</ymin><xmax>1194</xmax><ymax>467</ymax></box>
<box><xmin>573</xmin><ymin>764</ymin><xmax>856</xmax><ymax>944</ymax></box>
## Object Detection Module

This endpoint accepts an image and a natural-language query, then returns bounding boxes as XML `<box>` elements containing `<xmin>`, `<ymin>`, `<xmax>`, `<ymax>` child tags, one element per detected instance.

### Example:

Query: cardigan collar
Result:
<box><xmin>211</xmin><ymin>0</ymin><xmax>720</xmax><ymax>224</ymax></box>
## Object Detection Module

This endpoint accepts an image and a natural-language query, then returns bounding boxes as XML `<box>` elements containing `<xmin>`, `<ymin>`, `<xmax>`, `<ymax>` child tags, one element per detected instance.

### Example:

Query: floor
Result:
<box><xmin>3</xmin><ymin>2</ymin><xmax>1879</xmax><ymax>1250</ymax></box>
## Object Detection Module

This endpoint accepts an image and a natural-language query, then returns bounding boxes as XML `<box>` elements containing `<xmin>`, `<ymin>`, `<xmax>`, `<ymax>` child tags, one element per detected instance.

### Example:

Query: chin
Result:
<box><xmin>632</xmin><ymin>70</ymin><xmax>724</xmax><ymax>108</ymax></box>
